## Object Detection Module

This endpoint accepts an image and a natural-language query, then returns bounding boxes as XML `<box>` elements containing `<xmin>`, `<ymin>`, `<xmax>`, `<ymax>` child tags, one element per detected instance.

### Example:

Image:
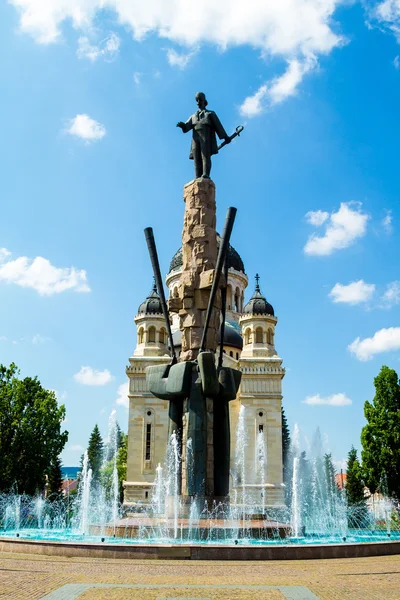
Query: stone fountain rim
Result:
<box><xmin>1</xmin><ymin>536</ymin><xmax>400</xmax><ymax>561</ymax></box>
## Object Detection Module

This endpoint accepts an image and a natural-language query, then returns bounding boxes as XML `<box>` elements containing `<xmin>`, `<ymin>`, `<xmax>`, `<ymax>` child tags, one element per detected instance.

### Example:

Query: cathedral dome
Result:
<box><xmin>137</xmin><ymin>281</ymin><xmax>163</xmax><ymax>314</ymax></box>
<box><xmin>168</xmin><ymin>235</ymin><xmax>245</xmax><ymax>274</ymax></box>
<box><xmin>170</xmin><ymin>319</ymin><xmax>243</xmax><ymax>350</ymax></box>
<box><xmin>244</xmin><ymin>274</ymin><xmax>274</xmax><ymax>316</ymax></box>
<box><xmin>220</xmin><ymin>320</ymin><xmax>243</xmax><ymax>350</ymax></box>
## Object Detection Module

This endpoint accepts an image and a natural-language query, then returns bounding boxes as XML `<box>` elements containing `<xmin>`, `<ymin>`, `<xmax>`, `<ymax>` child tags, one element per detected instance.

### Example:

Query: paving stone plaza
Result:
<box><xmin>0</xmin><ymin>551</ymin><xmax>399</xmax><ymax>600</ymax></box>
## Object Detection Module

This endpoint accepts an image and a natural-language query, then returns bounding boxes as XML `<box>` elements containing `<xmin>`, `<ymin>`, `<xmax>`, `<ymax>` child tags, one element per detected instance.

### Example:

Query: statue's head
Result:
<box><xmin>195</xmin><ymin>92</ymin><xmax>208</xmax><ymax>109</ymax></box>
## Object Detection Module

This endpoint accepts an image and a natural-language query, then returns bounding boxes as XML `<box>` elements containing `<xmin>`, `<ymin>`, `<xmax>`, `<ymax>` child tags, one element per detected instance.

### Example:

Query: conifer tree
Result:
<box><xmin>87</xmin><ymin>424</ymin><xmax>103</xmax><ymax>481</ymax></box>
<box><xmin>281</xmin><ymin>407</ymin><xmax>291</xmax><ymax>476</ymax></box>
<box><xmin>346</xmin><ymin>446</ymin><xmax>369</xmax><ymax>526</ymax></box>
<box><xmin>361</xmin><ymin>365</ymin><xmax>400</xmax><ymax>498</ymax></box>
<box><xmin>324</xmin><ymin>454</ymin><xmax>338</xmax><ymax>491</ymax></box>
<box><xmin>346</xmin><ymin>446</ymin><xmax>365</xmax><ymax>505</ymax></box>
<box><xmin>47</xmin><ymin>455</ymin><xmax>64</xmax><ymax>499</ymax></box>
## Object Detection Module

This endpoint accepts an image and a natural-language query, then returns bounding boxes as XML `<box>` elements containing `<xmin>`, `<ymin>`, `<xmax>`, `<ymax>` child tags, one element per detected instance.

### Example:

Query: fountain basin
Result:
<box><xmin>1</xmin><ymin>533</ymin><xmax>400</xmax><ymax>560</ymax></box>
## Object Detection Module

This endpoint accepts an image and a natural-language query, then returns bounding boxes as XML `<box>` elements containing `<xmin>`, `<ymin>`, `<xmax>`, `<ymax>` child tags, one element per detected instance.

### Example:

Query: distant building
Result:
<box><xmin>335</xmin><ymin>472</ymin><xmax>347</xmax><ymax>490</ymax></box>
<box><xmin>62</xmin><ymin>479</ymin><xmax>78</xmax><ymax>496</ymax></box>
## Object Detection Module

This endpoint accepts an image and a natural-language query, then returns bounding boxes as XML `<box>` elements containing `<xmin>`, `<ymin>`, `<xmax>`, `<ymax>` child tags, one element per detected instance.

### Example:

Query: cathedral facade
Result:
<box><xmin>123</xmin><ymin>242</ymin><xmax>285</xmax><ymax>508</ymax></box>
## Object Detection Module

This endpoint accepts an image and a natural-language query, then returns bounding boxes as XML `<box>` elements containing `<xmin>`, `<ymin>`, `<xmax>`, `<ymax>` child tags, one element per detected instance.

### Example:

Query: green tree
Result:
<box><xmin>346</xmin><ymin>447</ymin><xmax>365</xmax><ymax>505</ymax></box>
<box><xmin>47</xmin><ymin>455</ymin><xmax>64</xmax><ymax>499</ymax></box>
<box><xmin>346</xmin><ymin>446</ymin><xmax>369</xmax><ymax>527</ymax></box>
<box><xmin>361</xmin><ymin>365</ymin><xmax>400</xmax><ymax>498</ymax></box>
<box><xmin>116</xmin><ymin>432</ymin><xmax>128</xmax><ymax>500</ymax></box>
<box><xmin>101</xmin><ymin>431</ymin><xmax>128</xmax><ymax>501</ymax></box>
<box><xmin>0</xmin><ymin>363</ymin><xmax>68</xmax><ymax>495</ymax></box>
<box><xmin>87</xmin><ymin>424</ymin><xmax>103</xmax><ymax>481</ymax></box>
<box><xmin>281</xmin><ymin>407</ymin><xmax>291</xmax><ymax>477</ymax></box>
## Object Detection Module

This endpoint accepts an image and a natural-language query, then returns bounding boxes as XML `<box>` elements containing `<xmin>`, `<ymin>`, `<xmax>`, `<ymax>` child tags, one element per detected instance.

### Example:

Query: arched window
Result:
<box><xmin>159</xmin><ymin>328</ymin><xmax>166</xmax><ymax>344</ymax></box>
<box><xmin>241</xmin><ymin>291</ymin><xmax>245</xmax><ymax>313</ymax></box>
<box><xmin>229</xmin><ymin>350</ymin><xmax>233</xmax><ymax>357</ymax></box>
<box><xmin>245</xmin><ymin>328</ymin><xmax>252</xmax><ymax>345</ymax></box>
<box><xmin>173</xmin><ymin>287</ymin><xmax>179</xmax><ymax>298</ymax></box>
<box><xmin>227</xmin><ymin>285</ymin><xmax>232</xmax><ymax>310</ymax></box>
<box><xmin>148</xmin><ymin>326</ymin><xmax>156</xmax><ymax>343</ymax></box>
<box><xmin>256</xmin><ymin>327</ymin><xmax>263</xmax><ymax>344</ymax></box>
<box><xmin>144</xmin><ymin>409</ymin><xmax>155</xmax><ymax>469</ymax></box>
<box><xmin>267</xmin><ymin>329</ymin><xmax>273</xmax><ymax>345</ymax></box>
<box><xmin>138</xmin><ymin>327</ymin><xmax>144</xmax><ymax>344</ymax></box>
<box><xmin>235</xmin><ymin>287</ymin><xmax>240</xmax><ymax>312</ymax></box>
<box><xmin>236</xmin><ymin>352</ymin><xmax>239</xmax><ymax>360</ymax></box>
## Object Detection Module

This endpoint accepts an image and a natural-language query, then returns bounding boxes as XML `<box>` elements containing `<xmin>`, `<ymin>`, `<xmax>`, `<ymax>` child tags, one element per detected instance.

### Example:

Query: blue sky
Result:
<box><xmin>1</xmin><ymin>0</ymin><xmax>400</xmax><ymax>470</ymax></box>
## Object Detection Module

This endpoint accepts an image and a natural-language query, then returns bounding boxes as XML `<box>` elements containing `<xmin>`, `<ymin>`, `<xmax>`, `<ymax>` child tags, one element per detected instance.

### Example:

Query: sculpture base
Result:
<box><xmin>90</xmin><ymin>516</ymin><xmax>290</xmax><ymax>540</ymax></box>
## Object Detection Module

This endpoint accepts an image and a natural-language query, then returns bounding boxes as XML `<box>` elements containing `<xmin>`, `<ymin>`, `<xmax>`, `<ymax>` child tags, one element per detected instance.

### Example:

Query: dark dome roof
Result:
<box><xmin>168</xmin><ymin>235</ymin><xmax>245</xmax><ymax>274</ymax></box>
<box><xmin>137</xmin><ymin>281</ymin><xmax>163</xmax><ymax>315</ymax></box>
<box><xmin>244</xmin><ymin>274</ymin><xmax>274</xmax><ymax>316</ymax></box>
<box><xmin>170</xmin><ymin>319</ymin><xmax>243</xmax><ymax>350</ymax></box>
<box><xmin>220</xmin><ymin>320</ymin><xmax>243</xmax><ymax>350</ymax></box>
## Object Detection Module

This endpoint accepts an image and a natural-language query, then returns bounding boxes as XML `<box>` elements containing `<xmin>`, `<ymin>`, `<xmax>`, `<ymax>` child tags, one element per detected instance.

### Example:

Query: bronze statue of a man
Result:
<box><xmin>177</xmin><ymin>92</ymin><xmax>230</xmax><ymax>179</ymax></box>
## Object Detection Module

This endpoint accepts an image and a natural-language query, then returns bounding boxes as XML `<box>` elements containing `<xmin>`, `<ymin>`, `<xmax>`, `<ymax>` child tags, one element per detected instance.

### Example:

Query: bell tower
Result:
<box><xmin>232</xmin><ymin>274</ymin><xmax>285</xmax><ymax>506</ymax></box>
<box><xmin>124</xmin><ymin>281</ymin><xmax>170</xmax><ymax>506</ymax></box>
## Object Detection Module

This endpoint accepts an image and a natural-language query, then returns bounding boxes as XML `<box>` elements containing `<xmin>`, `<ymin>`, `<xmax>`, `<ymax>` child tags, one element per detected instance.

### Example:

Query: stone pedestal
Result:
<box><xmin>176</xmin><ymin>178</ymin><xmax>221</xmax><ymax>501</ymax></box>
<box><xmin>178</xmin><ymin>178</ymin><xmax>220</xmax><ymax>362</ymax></box>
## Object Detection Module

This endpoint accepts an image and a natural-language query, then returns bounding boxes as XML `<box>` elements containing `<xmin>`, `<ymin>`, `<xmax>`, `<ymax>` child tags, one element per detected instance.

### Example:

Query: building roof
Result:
<box><xmin>168</xmin><ymin>235</ymin><xmax>245</xmax><ymax>275</ymax></box>
<box><xmin>243</xmin><ymin>274</ymin><xmax>274</xmax><ymax>316</ymax></box>
<box><xmin>335</xmin><ymin>472</ymin><xmax>347</xmax><ymax>490</ymax></box>
<box><xmin>137</xmin><ymin>280</ymin><xmax>163</xmax><ymax>315</ymax></box>
<box><xmin>62</xmin><ymin>479</ymin><xmax>78</xmax><ymax>495</ymax></box>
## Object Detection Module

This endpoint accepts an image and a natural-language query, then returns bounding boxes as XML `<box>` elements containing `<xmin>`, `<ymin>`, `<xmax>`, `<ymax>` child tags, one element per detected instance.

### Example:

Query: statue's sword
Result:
<box><xmin>218</xmin><ymin>125</ymin><xmax>244</xmax><ymax>151</ymax></box>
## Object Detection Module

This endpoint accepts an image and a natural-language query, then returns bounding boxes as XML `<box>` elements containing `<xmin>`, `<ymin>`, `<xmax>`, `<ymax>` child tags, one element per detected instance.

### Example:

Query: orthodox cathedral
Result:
<box><xmin>123</xmin><ymin>240</ymin><xmax>285</xmax><ymax>508</ymax></box>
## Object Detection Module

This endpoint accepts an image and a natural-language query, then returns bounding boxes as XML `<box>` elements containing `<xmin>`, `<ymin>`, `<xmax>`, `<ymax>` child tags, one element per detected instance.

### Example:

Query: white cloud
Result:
<box><xmin>380</xmin><ymin>281</ymin><xmax>400</xmax><ymax>308</ymax></box>
<box><xmin>302</xmin><ymin>393</ymin><xmax>352</xmax><ymax>406</ymax></box>
<box><xmin>382</xmin><ymin>209</ymin><xmax>393</xmax><ymax>234</ymax></box>
<box><xmin>32</xmin><ymin>334</ymin><xmax>52</xmax><ymax>344</ymax></box>
<box><xmin>133</xmin><ymin>71</ymin><xmax>142</xmax><ymax>85</ymax></box>
<box><xmin>116</xmin><ymin>381</ymin><xmax>129</xmax><ymax>408</ymax></box>
<box><xmin>70</xmin><ymin>444</ymin><xmax>84</xmax><ymax>452</ymax></box>
<box><xmin>239</xmin><ymin>85</ymin><xmax>268</xmax><ymax>118</ymax></box>
<box><xmin>304</xmin><ymin>202</ymin><xmax>369</xmax><ymax>256</ymax></box>
<box><xmin>394</xmin><ymin>55</ymin><xmax>400</xmax><ymax>68</ymax></box>
<box><xmin>74</xmin><ymin>366</ymin><xmax>114</xmax><ymax>386</ymax></box>
<box><xmin>166</xmin><ymin>48</ymin><xmax>196</xmax><ymax>69</ymax></box>
<box><xmin>66</xmin><ymin>114</ymin><xmax>106</xmax><ymax>142</ymax></box>
<box><xmin>9</xmin><ymin>0</ymin><xmax>344</xmax><ymax>53</ymax></box>
<box><xmin>76</xmin><ymin>32</ymin><xmax>120</xmax><ymax>61</ymax></box>
<box><xmin>10</xmin><ymin>0</ymin><xmax>345</xmax><ymax>107</ymax></box>
<box><xmin>0</xmin><ymin>248</ymin><xmax>90</xmax><ymax>295</ymax></box>
<box><xmin>0</xmin><ymin>248</ymin><xmax>11</xmax><ymax>262</ymax></box>
<box><xmin>375</xmin><ymin>0</ymin><xmax>400</xmax><ymax>42</ymax></box>
<box><xmin>0</xmin><ymin>336</ymin><xmax>8</xmax><ymax>341</ymax></box>
<box><xmin>329</xmin><ymin>280</ymin><xmax>376</xmax><ymax>305</ymax></box>
<box><xmin>348</xmin><ymin>327</ymin><xmax>400</xmax><ymax>361</ymax></box>
<box><xmin>269</xmin><ymin>55</ymin><xmax>317</xmax><ymax>104</ymax></box>
<box><xmin>240</xmin><ymin>55</ymin><xmax>318</xmax><ymax>116</ymax></box>
<box><xmin>305</xmin><ymin>209</ymin><xmax>330</xmax><ymax>226</ymax></box>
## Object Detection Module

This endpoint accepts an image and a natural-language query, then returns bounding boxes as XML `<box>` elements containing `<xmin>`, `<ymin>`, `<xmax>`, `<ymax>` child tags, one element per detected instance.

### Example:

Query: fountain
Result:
<box><xmin>0</xmin><ymin>104</ymin><xmax>399</xmax><ymax>559</ymax></box>
<box><xmin>1</xmin><ymin>415</ymin><xmax>399</xmax><ymax>558</ymax></box>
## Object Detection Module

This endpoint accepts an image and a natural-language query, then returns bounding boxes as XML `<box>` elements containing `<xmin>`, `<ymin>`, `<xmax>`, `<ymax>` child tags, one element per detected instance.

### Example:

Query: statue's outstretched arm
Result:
<box><xmin>177</xmin><ymin>117</ymin><xmax>193</xmax><ymax>133</ymax></box>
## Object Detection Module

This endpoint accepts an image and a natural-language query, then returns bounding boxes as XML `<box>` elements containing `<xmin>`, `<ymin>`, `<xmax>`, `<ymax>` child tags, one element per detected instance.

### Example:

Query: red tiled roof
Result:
<box><xmin>335</xmin><ymin>473</ymin><xmax>347</xmax><ymax>489</ymax></box>
<box><xmin>62</xmin><ymin>479</ymin><xmax>78</xmax><ymax>494</ymax></box>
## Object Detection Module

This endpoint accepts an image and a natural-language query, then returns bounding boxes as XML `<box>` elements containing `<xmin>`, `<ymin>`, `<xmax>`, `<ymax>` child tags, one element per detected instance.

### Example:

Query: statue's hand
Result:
<box><xmin>224</xmin><ymin>136</ymin><xmax>231</xmax><ymax>144</ymax></box>
<box><xmin>176</xmin><ymin>122</ymin><xmax>185</xmax><ymax>130</ymax></box>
